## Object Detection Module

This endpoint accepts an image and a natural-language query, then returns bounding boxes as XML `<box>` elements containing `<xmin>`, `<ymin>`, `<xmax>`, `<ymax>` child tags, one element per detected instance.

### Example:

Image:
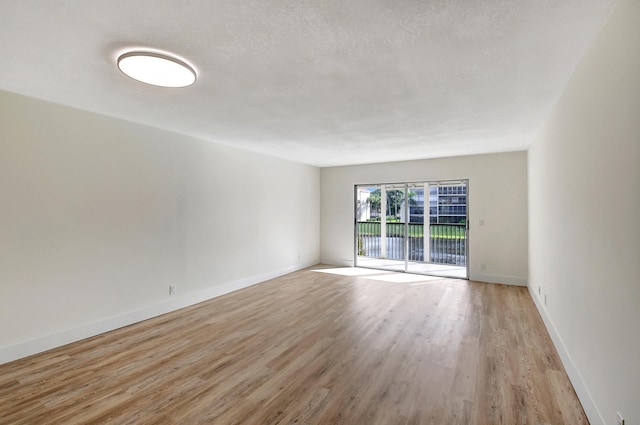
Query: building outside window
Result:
<box><xmin>408</xmin><ymin>185</ymin><xmax>467</xmax><ymax>224</ymax></box>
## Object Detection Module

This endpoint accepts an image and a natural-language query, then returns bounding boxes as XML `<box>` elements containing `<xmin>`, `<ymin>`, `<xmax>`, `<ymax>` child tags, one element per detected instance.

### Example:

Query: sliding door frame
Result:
<box><xmin>354</xmin><ymin>179</ymin><xmax>469</xmax><ymax>279</ymax></box>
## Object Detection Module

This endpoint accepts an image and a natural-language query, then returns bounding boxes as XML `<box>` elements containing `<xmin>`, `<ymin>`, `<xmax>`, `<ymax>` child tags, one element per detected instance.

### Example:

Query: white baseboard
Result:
<box><xmin>527</xmin><ymin>285</ymin><xmax>604</xmax><ymax>425</ymax></box>
<box><xmin>0</xmin><ymin>262</ymin><xmax>316</xmax><ymax>365</ymax></box>
<box><xmin>471</xmin><ymin>272</ymin><xmax>528</xmax><ymax>286</ymax></box>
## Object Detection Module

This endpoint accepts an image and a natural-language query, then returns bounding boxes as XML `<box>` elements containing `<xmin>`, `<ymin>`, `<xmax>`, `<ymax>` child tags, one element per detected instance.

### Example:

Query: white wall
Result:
<box><xmin>0</xmin><ymin>89</ymin><xmax>320</xmax><ymax>363</ymax></box>
<box><xmin>320</xmin><ymin>152</ymin><xmax>528</xmax><ymax>285</ymax></box>
<box><xmin>528</xmin><ymin>0</ymin><xmax>640</xmax><ymax>423</ymax></box>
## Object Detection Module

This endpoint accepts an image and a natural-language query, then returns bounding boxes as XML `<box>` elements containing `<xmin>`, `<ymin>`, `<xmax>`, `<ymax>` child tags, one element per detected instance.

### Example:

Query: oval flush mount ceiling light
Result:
<box><xmin>117</xmin><ymin>51</ymin><xmax>196</xmax><ymax>88</ymax></box>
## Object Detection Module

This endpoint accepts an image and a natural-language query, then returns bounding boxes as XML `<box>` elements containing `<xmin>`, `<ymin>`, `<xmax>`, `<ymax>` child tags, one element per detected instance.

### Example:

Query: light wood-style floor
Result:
<box><xmin>0</xmin><ymin>266</ymin><xmax>588</xmax><ymax>425</ymax></box>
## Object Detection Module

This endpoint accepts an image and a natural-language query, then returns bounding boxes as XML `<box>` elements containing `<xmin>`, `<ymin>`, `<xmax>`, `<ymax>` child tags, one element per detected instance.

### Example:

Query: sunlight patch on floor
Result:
<box><xmin>311</xmin><ymin>267</ymin><xmax>446</xmax><ymax>285</ymax></box>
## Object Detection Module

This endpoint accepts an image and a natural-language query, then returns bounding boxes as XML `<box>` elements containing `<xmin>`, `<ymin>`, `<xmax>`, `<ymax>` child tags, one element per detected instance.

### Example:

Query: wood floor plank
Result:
<box><xmin>0</xmin><ymin>266</ymin><xmax>588</xmax><ymax>424</ymax></box>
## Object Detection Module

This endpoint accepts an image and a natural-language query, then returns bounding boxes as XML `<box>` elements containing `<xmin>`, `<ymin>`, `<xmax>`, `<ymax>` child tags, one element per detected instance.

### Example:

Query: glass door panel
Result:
<box><xmin>355</xmin><ymin>183</ymin><xmax>407</xmax><ymax>272</ymax></box>
<box><xmin>382</xmin><ymin>183</ymin><xmax>406</xmax><ymax>272</ymax></box>
<box><xmin>355</xmin><ymin>184</ymin><xmax>382</xmax><ymax>265</ymax></box>
<box><xmin>406</xmin><ymin>183</ymin><xmax>427</xmax><ymax>274</ymax></box>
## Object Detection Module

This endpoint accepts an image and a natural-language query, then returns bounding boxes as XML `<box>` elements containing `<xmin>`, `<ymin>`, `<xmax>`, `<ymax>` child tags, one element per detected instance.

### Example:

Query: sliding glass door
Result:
<box><xmin>355</xmin><ymin>180</ymin><xmax>468</xmax><ymax>279</ymax></box>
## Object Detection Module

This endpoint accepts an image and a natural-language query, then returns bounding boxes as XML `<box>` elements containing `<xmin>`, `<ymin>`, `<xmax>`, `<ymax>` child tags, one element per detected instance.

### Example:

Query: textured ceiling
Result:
<box><xmin>0</xmin><ymin>0</ymin><xmax>616</xmax><ymax>166</ymax></box>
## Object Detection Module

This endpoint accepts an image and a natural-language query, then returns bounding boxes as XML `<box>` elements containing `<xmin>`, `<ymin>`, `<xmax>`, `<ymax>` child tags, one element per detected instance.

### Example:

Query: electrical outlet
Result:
<box><xmin>169</xmin><ymin>284</ymin><xmax>176</xmax><ymax>296</ymax></box>
<box><xmin>538</xmin><ymin>285</ymin><xmax>541</xmax><ymax>295</ymax></box>
<box><xmin>617</xmin><ymin>411</ymin><xmax>624</xmax><ymax>425</ymax></box>
<box><xmin>480</xmin><ymin>263</ymin><xmax>487</xmax><ymax>271</ymax></box>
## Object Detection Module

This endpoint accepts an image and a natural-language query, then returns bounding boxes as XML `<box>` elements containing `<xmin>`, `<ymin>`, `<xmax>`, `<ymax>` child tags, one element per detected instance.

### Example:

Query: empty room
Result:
<box><xmin>1</xmin><ymin>0</ymin><xmax>638</xmax><ymax>424</ymax></box>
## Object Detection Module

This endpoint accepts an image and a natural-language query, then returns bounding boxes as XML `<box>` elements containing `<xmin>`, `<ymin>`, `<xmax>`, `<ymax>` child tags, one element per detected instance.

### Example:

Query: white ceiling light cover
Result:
<box><xmin>117</xmin><ymin>52</ymin><xmax>196</xmax><ymax>88</ymax></box>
